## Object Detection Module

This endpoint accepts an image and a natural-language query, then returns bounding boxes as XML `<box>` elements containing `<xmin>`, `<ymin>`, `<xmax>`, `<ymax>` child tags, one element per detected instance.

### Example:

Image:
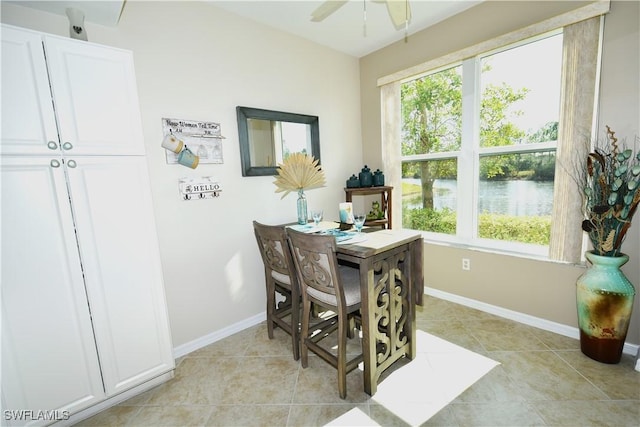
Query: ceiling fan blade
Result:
<box><xmin>385</xmin><ymin>0</ymin><xmax>412</xmax><ymax>30</ymax></box>
<box><xmin>311</xmin><ymin>0</ymin><xmax>349</xmax><ymax>22</ymax></box>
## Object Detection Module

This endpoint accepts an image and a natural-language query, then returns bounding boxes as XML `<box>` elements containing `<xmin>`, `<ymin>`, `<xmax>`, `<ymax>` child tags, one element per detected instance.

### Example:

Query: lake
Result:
<box><xmin>403</xmin><ymin>179</ymin><xmax>554</xmax><ymax>216</ymax></box>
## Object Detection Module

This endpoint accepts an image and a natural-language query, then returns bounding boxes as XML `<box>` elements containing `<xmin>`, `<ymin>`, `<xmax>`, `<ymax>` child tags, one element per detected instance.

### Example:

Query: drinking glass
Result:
<box><xmin>311</xmin><ymin>209</ymin><xmax>323</xmax><ymax>226</ymax></box>
<box><xmin>353</xmin><ymin>214</ymin><xmax>366</xmax><ymax>234</ymax></box>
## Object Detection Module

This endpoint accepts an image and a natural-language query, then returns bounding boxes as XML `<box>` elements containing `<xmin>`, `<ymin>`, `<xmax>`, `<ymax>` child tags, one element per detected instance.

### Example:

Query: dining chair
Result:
<box><xmin>286</xmin><ymin>228</ymin><xmax>363</xmax><ymax>399</ymax></box>
<box><xmin>253</xmin><ymin>221</ymin><xmax>301</xmax><ymax>360</ymax></box>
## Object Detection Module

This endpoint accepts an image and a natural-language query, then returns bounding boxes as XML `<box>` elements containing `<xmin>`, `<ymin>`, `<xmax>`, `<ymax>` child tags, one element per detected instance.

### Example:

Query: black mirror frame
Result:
<box><xmin>236</xmin><ymin>106</ymin><xmax>321</xmax><ymax>177</ymax></box>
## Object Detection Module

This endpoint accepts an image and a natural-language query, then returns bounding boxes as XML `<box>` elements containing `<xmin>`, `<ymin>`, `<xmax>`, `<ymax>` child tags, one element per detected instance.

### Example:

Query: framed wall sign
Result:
<box><xmin>162</xmin><ymin>118</ymin><xmax>224</xmax><ymax>165</ymax></box>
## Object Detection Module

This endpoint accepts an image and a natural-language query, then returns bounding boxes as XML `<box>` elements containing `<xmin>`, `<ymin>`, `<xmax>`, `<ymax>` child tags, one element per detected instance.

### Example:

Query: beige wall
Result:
<box><xmin>1</xmin><ymin>1</ymin><xmax>363</xmax><ymax>348</ymax></box>
<box><xmin>359</xmin><ymin>0</ymin><xmax>639</xmax><ymax>346</ymax></box>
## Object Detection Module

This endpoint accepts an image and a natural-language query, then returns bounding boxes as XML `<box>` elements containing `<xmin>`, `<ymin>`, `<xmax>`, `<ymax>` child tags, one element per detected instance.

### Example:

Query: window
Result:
<box><xmin>400</xmin><ymin>32</ymin><xmax>563</xmax><ymax>255</ymax></box>
<box><xmin>381</xmin><ymin>6</ymin><xmax>607</xmax><ymax>262</ymax></box>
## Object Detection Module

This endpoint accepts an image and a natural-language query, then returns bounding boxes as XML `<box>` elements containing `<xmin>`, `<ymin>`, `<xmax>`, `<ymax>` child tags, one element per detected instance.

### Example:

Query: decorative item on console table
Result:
<box><xmin>576</xmin><ymin>126</ymin><xmax>639</xmax><ymax>364</ymax></box>
<box><xmin>367</xmin><ymin>200</ymin><xmax>384</xmax><ymax>221</ymax></box>
<box><xmin>359</xmin><ymin>165</ymin><xmax>373</xmax><ymax>187</ymax></box>
<box><xmin>373</xmin><ymin>168</ymin><xmax>385</xmax><ymax>186</ymax></box>
<box><xmin>346</xmin><ymin>174</ymin><xmax>360</xmax><ymax>188</ymax></box>
<box><xmin>344</xmin><ymin>186</ymin><xmax>392</xmax><ymax>229</ymax></box>
<box><xmin>273</xmin><ymin>153</ymin><xmax>326</xmax><ymax>225</ymax></box>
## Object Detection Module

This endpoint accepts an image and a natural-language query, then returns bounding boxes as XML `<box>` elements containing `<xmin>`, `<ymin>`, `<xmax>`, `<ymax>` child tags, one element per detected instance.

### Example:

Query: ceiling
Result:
<box><xmin>211</xmin><ymin>1</ymin><xmax>482</xmax><ymax>57</ymax></box>
<box><xmin>8</xmin><ymin>0</ymin><xmax>482</xmax><ymax>57</ymax></box>
<box><xmin>6</xmin><ymin>1</ymin><xmax>126</xmax><ymax>26</ymax></box>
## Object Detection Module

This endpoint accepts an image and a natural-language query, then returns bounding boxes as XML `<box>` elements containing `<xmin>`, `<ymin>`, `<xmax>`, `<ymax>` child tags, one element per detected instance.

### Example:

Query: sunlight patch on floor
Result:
<box><xmin>326</xmin><ymin>330</ymin><xmax>499</xmax><ymax>426</ymax></box>
<box><xmin>371</xmin><ymin>330</ymin><xmax>500</xmax><ymax>426</ymax></box>
<box><xmin>324</xmin><ymin>408</ymin><xmax>381</xmax><ymax>426</ymax></box>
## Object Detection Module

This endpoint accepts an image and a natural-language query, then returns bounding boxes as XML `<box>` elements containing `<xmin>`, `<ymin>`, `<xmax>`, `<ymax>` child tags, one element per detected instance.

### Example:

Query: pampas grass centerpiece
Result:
<box><xmin>273</xmin><ymin>153</ymin><xmax>325</xmax><ymax>198</ymax></box>
<box><xmin>273</xmin><ymin>153</ymin><xmax>325</xmax><ymax>224</ymax></box>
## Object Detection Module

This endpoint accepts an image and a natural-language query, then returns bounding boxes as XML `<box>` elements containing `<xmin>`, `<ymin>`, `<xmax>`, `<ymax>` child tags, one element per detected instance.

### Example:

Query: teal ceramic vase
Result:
<box><xmin>297</xmin><ymin>189</ymin><xmax>307</xmax><ymax>225</ymax></box>
<box><xmin>576</xmin><ymin>251</ymin><xmax>636</xmax><ymax>364</ymax></box>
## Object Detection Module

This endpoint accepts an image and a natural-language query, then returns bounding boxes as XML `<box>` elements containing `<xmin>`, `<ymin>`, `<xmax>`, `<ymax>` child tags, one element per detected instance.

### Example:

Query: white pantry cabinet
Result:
<box><xmin>1</xmin><ymin>25</ymin><xmax>145</xmax><ymax>156</ymax></box>
<box><xmin>1</xmin><ymin>25</ymin><xmax>173</xmax><ymax>426</ymax></box>
<box><xmin>65</xmin><ymin>156</ymin><xmax>174</xmax><ymax>396</ymax></box>
<box><xmin>1</xmin><ymin>157</ymin><xmax>106</xmax><ymax>417</ymax></box>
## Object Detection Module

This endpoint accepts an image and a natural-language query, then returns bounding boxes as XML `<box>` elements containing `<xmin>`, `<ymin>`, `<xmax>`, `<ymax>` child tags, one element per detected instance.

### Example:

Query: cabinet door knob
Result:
<box><xmin>67</xmin><ymin>159</ymin><xmax>77</xmax><ymax>168</ymax></box>
<box><xmin>47</xmin><ymin>141</ymin><xmax>58</xmax><ymax>150</ymax></box>
<box><xmin>62</xmin><ymin>142</ymin><xmax>73</xmax><ymax>151</ymax></box>
<box><xmin>50</xmin><ymin>159</ymin><xmax>61</xmax><ymax>168</ymax></box>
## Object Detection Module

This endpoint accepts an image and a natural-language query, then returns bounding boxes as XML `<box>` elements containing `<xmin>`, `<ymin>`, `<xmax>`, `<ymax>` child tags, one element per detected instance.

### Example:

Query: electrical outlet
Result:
<box><xmin>462</xmin><ymin>258</ymin><xmax>471</xmax><ymax>271</ymax></box>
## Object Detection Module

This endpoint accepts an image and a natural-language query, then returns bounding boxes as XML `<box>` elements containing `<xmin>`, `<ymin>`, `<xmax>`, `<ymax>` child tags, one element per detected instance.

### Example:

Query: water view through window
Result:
<box><xmin>403</xmin><ymin>178</ymin><xmax>553</xmax><ymax>216</ymax></box>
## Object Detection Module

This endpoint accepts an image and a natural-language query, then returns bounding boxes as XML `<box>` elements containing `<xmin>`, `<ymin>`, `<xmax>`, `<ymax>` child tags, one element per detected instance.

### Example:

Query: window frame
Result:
<box><xmin>399</xmin><ymin>31</ymin><xmax>562</xmax><ymax>257</ymax></box>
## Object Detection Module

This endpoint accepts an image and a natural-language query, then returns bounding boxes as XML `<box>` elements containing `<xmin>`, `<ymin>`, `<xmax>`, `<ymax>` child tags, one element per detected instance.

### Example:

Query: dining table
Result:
<box><xmin>290</xmin><ymin>222</ymin><xmax>424</xmax><ymax>396</ymax></box>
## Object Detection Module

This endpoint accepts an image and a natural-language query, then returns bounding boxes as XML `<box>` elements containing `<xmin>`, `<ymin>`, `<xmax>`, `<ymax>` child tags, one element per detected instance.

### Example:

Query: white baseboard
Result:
<box><xmin>58</xmin><ymin>371</ymin><xmax>174</xmax><ymax>426</ymax></box>
<box><xmin>172</xmin><ymin>312</ymin><xmax>266</xmax><ymax>359</ymax></box>
<box><xmin>173</xmin><ymin>290</ymin><xmax>640</xmax><ymax>366</ymax></box>
<box><xmin>424</xmin><ymin>287</ymin><xmax>640</xmax><ymax>357</ymax></box>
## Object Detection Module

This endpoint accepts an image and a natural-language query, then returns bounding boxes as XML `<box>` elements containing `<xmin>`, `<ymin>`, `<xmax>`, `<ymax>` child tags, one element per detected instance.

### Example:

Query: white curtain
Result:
<box><xmin>381</xmin><ymin>81</ymin><xmax>402</xmax><ymax>229</ymax></box>
<box><xmin>549</xmin><ymin>16</ymin><xmax>604</xmax><ymax>262</ymax></box>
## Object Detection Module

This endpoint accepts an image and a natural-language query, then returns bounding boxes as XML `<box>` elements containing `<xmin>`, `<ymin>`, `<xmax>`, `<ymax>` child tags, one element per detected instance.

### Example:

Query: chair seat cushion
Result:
<box><xmin>307</xmin><ymin>265</ymin><xmax>361</xmax><ymax>308</ymax></box>
<box><xmin>271</xmin><ymin>270</ymin><xmax>292</xmax><ymax>285</ymax></box>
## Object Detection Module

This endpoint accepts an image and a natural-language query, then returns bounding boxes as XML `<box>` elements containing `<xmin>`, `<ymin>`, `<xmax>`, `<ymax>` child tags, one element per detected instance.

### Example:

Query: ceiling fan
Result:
<box><xmin>311</xmin><ymin>0</ymin><xmax>412</xmax><ymax>31</ymax></box>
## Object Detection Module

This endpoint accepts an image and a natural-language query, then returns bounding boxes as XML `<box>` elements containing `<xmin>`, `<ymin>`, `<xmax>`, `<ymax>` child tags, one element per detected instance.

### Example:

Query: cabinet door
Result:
<box><xmin>43</xmin><ymin>35</ymin><xmax>145</xmax><ymax>156</ymax></box>
<box><xmin>66</xmin><ymin>156</ymin><xmax>174</xmax><ymax>395</ymax></box>
<box><xmin>0</xmin><ymin>26</ymin><xmax>59</xmax><ymax>156</ymax></box>
<box><xmin>1</xmin><ymin>157</ymin><xmax>105</xmax><ymax>422</ymax></box>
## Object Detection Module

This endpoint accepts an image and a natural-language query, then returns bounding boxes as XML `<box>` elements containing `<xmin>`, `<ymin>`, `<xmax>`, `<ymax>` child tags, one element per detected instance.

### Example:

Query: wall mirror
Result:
<box><xmin>236</xmin><ymin>106</ymin><xmax>320</xmax><ymax>176</ymax></box>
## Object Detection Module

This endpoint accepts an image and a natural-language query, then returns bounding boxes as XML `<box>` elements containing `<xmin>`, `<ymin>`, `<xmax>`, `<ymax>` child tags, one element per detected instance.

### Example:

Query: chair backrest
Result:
<box><xmin>253</xmin><ymin>221</ymin><xmax>297</xmax><ymax>287</ymax></box>
<box><xmin>286</xmin><ymin>228</ymin><xmax>348</xmax><ymax>309</ymax></box>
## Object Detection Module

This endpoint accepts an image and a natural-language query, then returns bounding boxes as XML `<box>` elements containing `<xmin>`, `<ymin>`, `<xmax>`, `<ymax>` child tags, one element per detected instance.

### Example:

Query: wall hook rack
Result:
<box><xmin>179</xmin><ymin>177</ymin><xmax>222</xmax><ymax>201</ymax></box>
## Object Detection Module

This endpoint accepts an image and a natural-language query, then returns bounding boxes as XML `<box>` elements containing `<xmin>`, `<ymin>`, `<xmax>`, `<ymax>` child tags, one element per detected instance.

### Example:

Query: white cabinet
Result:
<box><xmin>44</xmin><ymin>35</ymin><xmax>146</xmax><ymax>156</ymax></box>
<box><xmin>0</xmin><ymin>26</ymin><xmax>58</xmax><ymax>156</ymax></box>
<box><xmin>1</xmin><ymin>157</ymin><xmax>106</xmax><ymax>416</ymax></box>
<box><xmin>66</xmin><ymin>156</ymin><xmax>173</xmax><ymax>395</ymax></box>
<box><xmin>1</xmin><ymin>25</ymin><xmax>173</xmax><ymax>426</ymax></box>
<box><xmin>1</xmin><ymin>25</ymin><xmax>145</xmax><ymax>156</ymax></box>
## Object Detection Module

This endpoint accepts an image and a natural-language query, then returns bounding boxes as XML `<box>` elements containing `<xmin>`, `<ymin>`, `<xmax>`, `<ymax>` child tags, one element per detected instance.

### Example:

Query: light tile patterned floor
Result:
<box><xmin>76</xmin><ymin>296</ymin><xmax>640</xmax><ymax>426</ymax></box>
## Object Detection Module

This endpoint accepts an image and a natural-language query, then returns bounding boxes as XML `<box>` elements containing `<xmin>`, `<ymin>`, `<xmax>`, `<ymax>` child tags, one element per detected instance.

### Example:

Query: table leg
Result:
<box><xmin>412</xmin><ymin>239</ymin><xmax>424</xmax><ymax>306</ymax></box>
<box><xmin>358</xmin><ymin>258</ymin><xmax>376</xmax><ymax>396</ymax></box>
<box><xmin>404</xmin><ymin>246</ymin><xmax>417</xmax><ymax>360</ymax></box>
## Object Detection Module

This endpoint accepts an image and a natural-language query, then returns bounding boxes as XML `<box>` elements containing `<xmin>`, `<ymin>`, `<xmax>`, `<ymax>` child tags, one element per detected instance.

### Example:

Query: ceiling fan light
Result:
<box><xmin>404</xmin><ymin>0</ymin><xmax>409</xmax><ymax>42</ymax></box>
<box><xmin>363</xmin><ymin>0</ymin><xmax>367</xmax><ymax>37</ymax></box>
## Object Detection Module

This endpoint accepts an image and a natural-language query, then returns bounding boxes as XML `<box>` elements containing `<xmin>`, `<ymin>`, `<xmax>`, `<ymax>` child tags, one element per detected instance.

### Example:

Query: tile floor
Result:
<box><xmin>76</xmin><ymin>296</ymin><xmax>639</xmax><ymax>426</ymax></box>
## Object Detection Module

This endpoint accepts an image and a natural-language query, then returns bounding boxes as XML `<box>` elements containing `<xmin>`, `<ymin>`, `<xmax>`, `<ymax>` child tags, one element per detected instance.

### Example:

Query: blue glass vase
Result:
<box><xmin>297</xmin><ymin>189</ymin><xmax>307</xmax><ymax>225</ymax></box>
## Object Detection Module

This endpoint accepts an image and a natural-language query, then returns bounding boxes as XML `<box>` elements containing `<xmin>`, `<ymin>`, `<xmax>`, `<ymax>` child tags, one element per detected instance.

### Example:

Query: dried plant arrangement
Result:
<box><xmin>581</xmin><ymin>125</ymin><xmax>640</xmax><ymax>257</ymax></box>
<box><xmin>273</xmin><ymin>153</ymin><xmax>326</xmax><ymax>198</ymax></box>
